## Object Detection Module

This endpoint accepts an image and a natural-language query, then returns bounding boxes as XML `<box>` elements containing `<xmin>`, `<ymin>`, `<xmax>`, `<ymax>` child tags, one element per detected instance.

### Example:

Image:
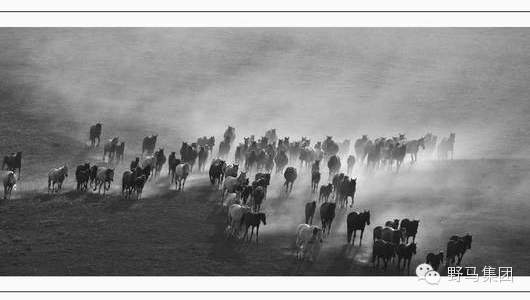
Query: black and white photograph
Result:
<box><xmin>0</xmin><ymin>26</ymin><xmax>529</xmax><ymax>286</ymax></box>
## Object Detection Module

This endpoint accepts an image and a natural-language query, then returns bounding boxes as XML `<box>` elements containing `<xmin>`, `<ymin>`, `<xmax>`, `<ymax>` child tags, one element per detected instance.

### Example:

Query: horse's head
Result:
<box><xmin>259</xmin><ymin>213</ymin><xmax>267</xmax><ymax>225</ymax></box>
<box><xmin>419</xmin><ymin>138</ymin><xmax>426</xmax><ymax>149</ymax></box>
<box><xmin>464</xmin><ymin>234</ymin><xmax>472</xmax><ymax>249</ymax></box>
<box><xmin>63</xmin><ymin>164</ymin><xmax>69</xmax><ymax>176</ymax></box>
<box><xmin>364</xmin><ymin>210</ymin><xmax>371</xmax><ymax>225</ymax></box>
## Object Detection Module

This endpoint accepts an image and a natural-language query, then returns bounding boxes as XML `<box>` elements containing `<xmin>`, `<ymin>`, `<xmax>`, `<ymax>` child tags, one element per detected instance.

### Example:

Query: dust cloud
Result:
<box><xmin>1</xmin><ymin>28</ymin><xmax>529</xmax><ymax>158</ymax></box>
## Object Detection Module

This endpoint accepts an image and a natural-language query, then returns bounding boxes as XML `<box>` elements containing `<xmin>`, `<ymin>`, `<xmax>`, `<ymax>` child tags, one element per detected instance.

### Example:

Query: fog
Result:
<box><xmin>1</xmin><ymin>28</ymin><xmax>530</xmax><ymax>158</ymax></box>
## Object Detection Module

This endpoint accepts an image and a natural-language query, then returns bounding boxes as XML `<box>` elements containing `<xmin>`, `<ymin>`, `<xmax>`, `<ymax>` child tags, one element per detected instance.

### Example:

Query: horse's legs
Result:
<box><xmin>360</xmin><ymin>229</ymin><xmax>364</xmax><ymax>245</ymax></box>
<box><xmin>249</xmin><ymin>226</ymin><xmax>254</xmax><ymax>242</ymax></box>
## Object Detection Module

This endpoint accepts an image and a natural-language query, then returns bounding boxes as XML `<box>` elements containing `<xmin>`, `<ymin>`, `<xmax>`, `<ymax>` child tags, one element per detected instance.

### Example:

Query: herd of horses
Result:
<box><xmin>1</xmin><ymin>123</ymin><xmax>467</xmax><ymax>274</ymax></box>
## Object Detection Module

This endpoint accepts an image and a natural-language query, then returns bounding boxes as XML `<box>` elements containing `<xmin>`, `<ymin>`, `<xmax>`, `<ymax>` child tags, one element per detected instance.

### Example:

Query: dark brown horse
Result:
<box><xmin>426</xmin><ymin>251</ymin><xmax>444</xmax><ymax>271</ymax></box>
<box><xmin>89</xmin><ymin>123</ymin><xmax>102</xmax><ymax>147</ymax></box>
<box><xmin>2</xmin><ymin>152</ymin><xmax>22</xmax><ymax>179</ymax></box>
<box><xmin>446</xmin><ymin>234</ymin><xmax>472</xmax><ymax>266</ymax></box>
<box><xmin>396</xmin><ymin>243</ymin><xmax>417</xmax><ymax>274</ymax></box>
<box><xmin>240</xmin><ymin>212</ymin><xmax>266</xmax><ymax>244</ymax></box>
<box><xmin>347</xmin><ymin>210</ymin><xmax>371</xmax><ymax>245</ymax></box>
<box><xmin>305</xmin><ymin>201</ymin><xmax>316</xmax><ymax>225</ymax></box>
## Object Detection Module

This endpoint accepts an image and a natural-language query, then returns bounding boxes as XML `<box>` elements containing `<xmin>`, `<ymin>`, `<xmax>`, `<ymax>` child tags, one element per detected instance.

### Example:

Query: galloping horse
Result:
<box><xmin>142</xmin><ymin>135</ymin><xmax>158</xmax><ymax>157</ymax></box>
<box><xmin>89</xmin><ymin>123</ymin><xmax>102</xmax><ymax>147</ymax></box>
<box><xmin>2</xmin><ymin>152</ymin><xmax>22</xmax><ymax>179</ymax></box>
<box><xmin>438</xmin><ymin>133</ymin><xmax>456</xmax><ymax>160</ymax></box>
<box><xmin>48</xmin><ymin>165</ymin><xmax>68</xmax><ymax>193</ymax></box>
<box><xmin>405</xmin><ymin>137</ymin><xmax>425</xmax><ymax>163</ymax></box>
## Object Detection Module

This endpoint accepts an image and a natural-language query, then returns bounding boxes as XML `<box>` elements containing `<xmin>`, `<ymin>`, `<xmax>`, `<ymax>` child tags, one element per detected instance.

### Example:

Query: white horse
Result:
<box><xmin>437</xmin><ymin>133</ymin><xmax>456</xmax><ymax>160</ymax></box>
<box><xmin>227</xmin><ymin>204</ymin><xmax>250</xmax><ymax>237</ymax></box>
<box><xmin>405</xmin><ymin>137</ymin><xmax>425</xmax><ymax>162</ymax></box>
<box><xmin>221</xmin><ymin>172</ymin><xmax>247</xmax><ymax>205</ymax></box>
<box><xmin>296</xmin><ymin>224</ymin><xmax>323</xmax><ymax>262</ymax></box>
<box><xmin>142</xmin><ymin>155</ymin><xmax>157</xmax><ymax>181</ymax></box>
<box><xmin>94</xmin><ymin>167</ymin><xmax>114</xmax><ymax>195</ymax></box>
<box><xmin>2</xmin><ymin>171</ymin><xmax>17</xmax><ymax>200</ymax></box>
<box><xmin>174</xmin><ymin>163</ymin><xmax>190</xmax><ymax>191</ymax></box>
<box><xmin>48</xmin><ymin>164</ymin><xmax>68</xmax><ymax>193</ymax></box>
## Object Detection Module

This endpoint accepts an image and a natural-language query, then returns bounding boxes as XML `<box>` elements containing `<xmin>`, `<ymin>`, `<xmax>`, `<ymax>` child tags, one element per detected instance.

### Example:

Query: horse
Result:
<box><xmin>399</xmin><ymin>219</ymin><xmax>420</xmax><ymax>242</ymax></box>
<box><xmin>168</xmin><ymin>152</ymin><xmax>180</xmax><ymax>183</ymax></box>
<box><xmin>319</xmin><ymin>184</ymin><xmax>333</xmax><ymax>202</ymax></box>
<box><xmin>75</xmin><ymin>163</ymin><xmax>91</xmax><ymax>191</ymax></box>
<box><xmin>180</xmin><ymin>142</ymin><xmax>199</xmax><ymax>172</ymax></box>
<box><xmin>142</xmin><ymin>134</ymin><xmax>158</xmax><ymax>157</ymax></box>
<box><xmin>311</xmin><ymin>171</ymin><xmax>320</xmax><ymax>193</ymax></box>
<box><xmin>103</xmin><ymin>137</ymin><xmax>119</xmax><ymax>162</ymax></box>
<box><xmin>346</xmin><ymin>210</ymin><xmax>370</xmax><ymax>245</ymax></box>
<box><xmin>198</xmin><ymin>146</ymin><xmax>208</xmax><ymax>172</ymax></box>
<box><xmin>438</xmin><ymin>133</ymin><xmax>456</xmax><ymax>160</ymax></box>
<box><xmin>274</xmin><ymin>151</ymin><xmax>288</xmax><ymax>174</ymax></box>
<box><xmin>209</xmin><ymin>159</ymin><xmax>226</xmax><ymax>186</ymax></box>
<box><xmin>134</xmin><ymin>174</ymin><xmax>147</xmax><ymax>200</ymax></box>
<box><xmin>382</xmin><ymin>226</ymin><xmax>404</xmax><ymax>246</ymax></box>
<box><xmin>221</xmin><ymin>174</ymin><xmax>247</xmax><ymax>204</ymax></box>
<box><xmin>305</xmin><ymin>201</ymin><xmax>316</xmax><ymax>225</ymax></box>
<box><xmin>320</xmin><ymin>202</ymin><xmax>336</xmax><ymax>237</ymax></box>
<box><xmin>218</xmin><ymin>140</ymin><xmax>231</xmax><ymax>159</ymax></box>
<box><xmin>337</xmin><ymin>177</ymin><xmax>356</xmax><ymax>208</ymax></box>
<box><xmin>89</xmin><ymin>165</ymin><xmax>99</xmax><ymax>187</ymax></box>
<box><xmin>295</xmin><ymin>224</ymin><xmax>323</xmax><ymax>262</ymax></box>
<box><xmin>2</xmin><ymin>171</ymin><xmax>17</xmax><ymax>200</ymax></box>
<box><xmin>426</xmin><ymin>251</ymin><xmax>444</xmax><ymax>271</ymax></box>
<box><xmin>89</xmin><ymin>123</ymin><xmax>102</xmax><ymax>147</ymax></box>
<box><xmin>154</xmin><ymin>148</ymin><xmax>167</xmax><ymax>178</ymax></box>
<box><xmin>354</xmin><ymin>135</ymin><xmax>370</xmax><ymax>165</ymax></box>
<box><xmin>115</xmin><ymin>142</ymin><xmax>125</xmax><ymax>163</ymax></box>
<box><xmin>446</xmin><ymin>234</ymin><xmax>472</xmax><ymax>266</ymax></box>
<box><xmin>405</xmin><ymin>137</ymin><xmax>425</xmax><ymax>163</ymax></box>
<box><xmin>240</xmin><ymin>212</ymin><xmax>267</xmax><ymax>244</ymax></box>
<box><xmin>141</xmin><ymin>156</ymin><xmax>157</xmax><ymax>181</ymax></box>
<box><xmin>174</xmin><ymin>163</ymin><xmax>190</xmax><ymax>191</ymax></box>
<box><xmin>283</xmin><ymin>167</ymin><xmax>297</xmax><ymax>194</ymax></box>
<box><xmin>223</xmin><ymin>126</ymin><xmax>236</xmax><ymax>145</ymax></box>
<box><xmin>327</xmin><ymin>155</ymin><xmax>341</xmax><ymax>179</ymax></box>
<box><xmin>121</xmin><ymin>170</ymin><xmax>136</xmax><ymax>199</ymax></box>
<box><xmin>2</xmin><ymin>152</ymin><xmax>22</xmax><ymax>179</ymax></box>
<box><xmin>250</xmin><ymin>186</ymin><xmax>266</xmax><ymax>212</ymax></box>
<box><xmin>391</xmin><ymin>143</ymin><xmax>407</xmax><ymax>173</ymax></box>
<box><xmin>240</xmin><ymin>185</ymin><xmax>253</xmax><ymax>205</ymax></box>
<box><xmin>372</xmin><ymin>239</ymin><xmax>395</xmax><ymax>270</ymax></box>
<box><xmin>227</xmin><ymin>204</ymin><xmax>250</xmax><ymax>238</ymax></box>
<box><xmin>346</xmin><ymin>155</ymin><xmax>356</xmax><ymax>176</ymax></box>
<box><xmin>396</xmin><ymin>243</ymin><xmax>417</xmax><ymax>273</ymax></box>
<box><xmin>130</xmin><ymin>157</ymin><xmax>140</xmax><ymax>171</ymax></box>
<box><xmin>48</xmin><ymin>165</ymin><xmax>68</xmax><ymax>193</ymax></box>
<box><xmin>93</xmin><ymin>167</ymin><xmax>114</xmax><ymax>195</ymax></box>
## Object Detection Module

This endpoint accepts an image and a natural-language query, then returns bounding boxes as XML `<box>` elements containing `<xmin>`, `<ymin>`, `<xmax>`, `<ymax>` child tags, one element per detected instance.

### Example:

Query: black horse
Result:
<box><xmin>320</xmin><ymin>202</ymin><xmax>336</xmax><ymax>237</ymax></box>
<box><xmin>89</xmin><ymin>123</ymin><xmax>102</xmax><ymax>147</ymax></box>
<box><xmin>75</xmin><ymin>163</ymin><xmax>91</xmax><ymax>191</ymax></box>
<box><xmin>240</xmin><ymin>212</ymin><xmax>267</xmax><ymax>244</ymax></box>
<box><xmin>2</xmin><ymin>152</ymin><xmax>22</xmax><ymax>179</ymax></box>
<box><xmin>346</xmin><ymin>210</ymin><xmax>370</xmax><ymax>245</ymax></box>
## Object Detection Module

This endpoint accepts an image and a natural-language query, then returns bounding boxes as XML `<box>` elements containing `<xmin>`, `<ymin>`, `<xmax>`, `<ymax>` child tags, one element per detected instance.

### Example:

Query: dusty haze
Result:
<box><xmin>1</xmin><ymin>28</ymin><xmax>529</xmax><ymax>158</ymax></box>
